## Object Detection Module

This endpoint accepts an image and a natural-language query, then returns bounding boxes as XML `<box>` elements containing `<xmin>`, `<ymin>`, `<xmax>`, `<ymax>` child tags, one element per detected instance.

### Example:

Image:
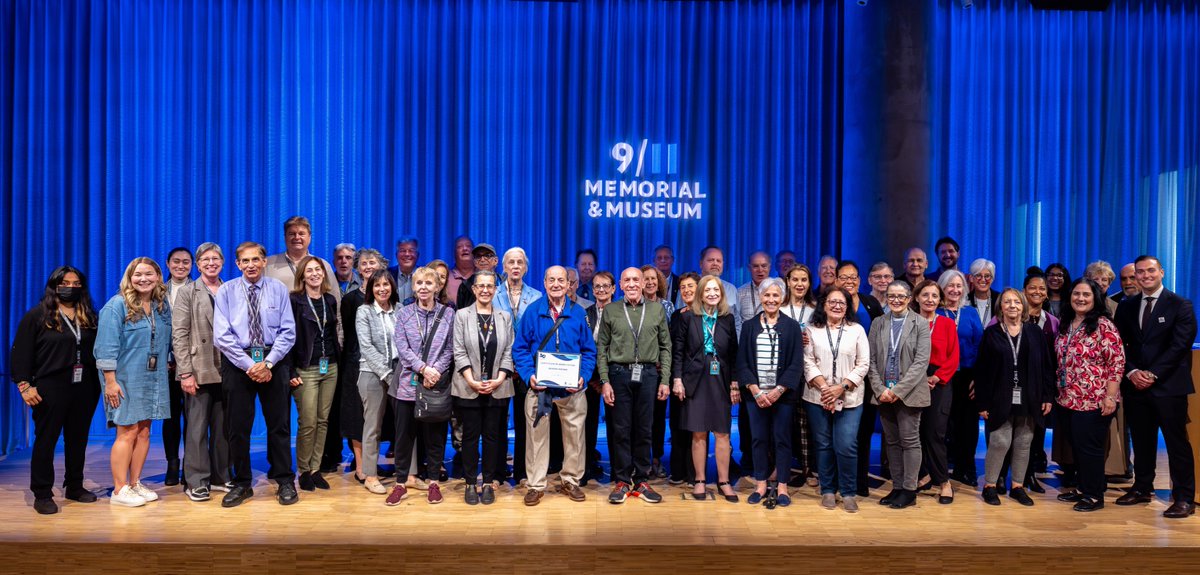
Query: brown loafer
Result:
<box><xmin>560</xmin><ymin>482</ymin><xmax>587</xmax><ymax>502</ymax></box>
<box><xmin>1164</xmin><ymin>500</ymin><xmax>1195</xmax><ymax>519</ymax></box>
<box><xmin>523</xmin><ymin>489</ymin><xmax>544</xmax><ymax>506</ymax></box>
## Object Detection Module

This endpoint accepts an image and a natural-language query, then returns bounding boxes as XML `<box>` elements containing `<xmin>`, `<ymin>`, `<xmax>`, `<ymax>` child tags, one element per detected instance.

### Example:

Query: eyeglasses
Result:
<box><xmin>826</xmin><ymin>301</ymin><xmax>847</xmax><ymax>308</ymax></box>
<box><xmin>593</xmin><ymin>284</ymin><xmax>613</xmax><ymax>291</ymax></box>
<box><xmin>869</xmin><ymin>274</ymin><xmax>894</xmax><ymax>281</ymax></box>
<box><xmin>837</xmin><ymin>275</ymin><xmax>859</xmax><ymax>282</ymax></box>
<box><xmin>475</xmin><ymin>285</ymin><xmax>496</xmax><ymax>291</ymax></box>
<box><xmin>885</xmin><ymin>294</ymin><xmax>910</xmax><ymax>301</ymax></box>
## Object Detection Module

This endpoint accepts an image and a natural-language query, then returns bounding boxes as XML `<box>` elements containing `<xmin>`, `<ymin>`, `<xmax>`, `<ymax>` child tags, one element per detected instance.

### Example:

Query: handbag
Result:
<box><xmin>415</xmin><ymin>307</ymin><xmax>454</xmax><ymax>422</ymax></box>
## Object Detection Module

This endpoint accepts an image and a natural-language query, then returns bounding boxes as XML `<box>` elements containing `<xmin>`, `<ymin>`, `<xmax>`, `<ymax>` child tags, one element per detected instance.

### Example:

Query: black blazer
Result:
<box><xmin>671</xmin><ymin>310</ymin><xmax>737</xmax><ymax>397</ymax></box>
<box><xmin>967</xmin><ymin>289</ymin><xmax>1001</xmax><ymax>316</ymax></box>
<box><xmin>974</xmin><ymin>322</ymin><xmax>1055</xmax><ymax>429</ymax></box>
<box><xmin>1114</xmin><ymin>289</ymin><xmax>1197</xmax><ymax>398</ymax></box>
<box><xmin>859</xmin><ymin>293</ymin><xmax>885</xmax><ymax>320</ymax></box>
<box><xmin>734</xmin><ymin>312</ymin><xmax>805</xmax><ymax>397</ymax></box>
<box><xmin>288</xmin><ymin>292</ymin><xmax>341</xmax><ymax>378</ymax></box>
<box><xmin>664</xmin><ymin>273</ymin><xmax>681</xmax><ymax>307</ymax></box>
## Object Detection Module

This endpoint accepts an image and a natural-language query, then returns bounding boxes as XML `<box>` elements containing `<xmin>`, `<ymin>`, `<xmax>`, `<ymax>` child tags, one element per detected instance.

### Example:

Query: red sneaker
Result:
<box><xmin>427</xmin><ymin>483</ymin><xmax>444</xmax><ymax>504</ymax></box>
<box><xmin>385</xmin><ymin>485</ymin><xmax>408</xmax><ymax>506</ymax></box>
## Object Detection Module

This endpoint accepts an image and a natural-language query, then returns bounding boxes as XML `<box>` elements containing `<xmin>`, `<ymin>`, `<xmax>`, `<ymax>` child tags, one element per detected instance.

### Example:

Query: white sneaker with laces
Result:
<box><xmin>131</xmin><ymin>482</ymin><xmax>159</xmax><ymax>502</ymax></box>
<box><xmin>110</xmin><ymin>485</ymin><xmax>147</xmax><ymax>507</ymax></box>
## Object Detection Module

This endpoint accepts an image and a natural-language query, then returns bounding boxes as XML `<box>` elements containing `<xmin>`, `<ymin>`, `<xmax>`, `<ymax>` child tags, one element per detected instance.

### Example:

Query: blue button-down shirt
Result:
<box><xmin>212</xmin><ymin>276</ymin><xmax>297</xmax><ymax>371</ymax></box>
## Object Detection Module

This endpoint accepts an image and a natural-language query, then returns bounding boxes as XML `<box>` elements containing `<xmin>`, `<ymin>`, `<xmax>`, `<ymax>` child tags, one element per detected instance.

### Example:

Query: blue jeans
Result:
<box><xmin>805</xmin><ymin>401</ymin><xmax>863</xmax><ymax>497</ymax></box>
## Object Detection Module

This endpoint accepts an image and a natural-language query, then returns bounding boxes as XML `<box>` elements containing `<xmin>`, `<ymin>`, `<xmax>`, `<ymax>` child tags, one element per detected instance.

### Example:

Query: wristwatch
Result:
<box><xmin>265</xmin><ymin>361</ymin><xmax>275</xmax><ymax>370</ymax></box>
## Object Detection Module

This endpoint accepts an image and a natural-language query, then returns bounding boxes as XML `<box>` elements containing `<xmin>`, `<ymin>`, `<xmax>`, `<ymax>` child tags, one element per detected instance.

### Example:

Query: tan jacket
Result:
<box><xmin>171</xmin><ymin>280</ymin><xmax>224</xmax><ymax>385</ymax></box>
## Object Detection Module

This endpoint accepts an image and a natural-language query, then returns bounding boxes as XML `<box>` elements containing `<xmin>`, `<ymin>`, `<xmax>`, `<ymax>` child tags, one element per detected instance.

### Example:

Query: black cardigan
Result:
<box><xmin>287</xmin><ymin>292</ymin><xmax>341</xmax><ymax>378</ymax></box>
<box><xmin>974</xmin><ymin>322</ymin><xmax>1055</xmax><ymax>429</ymax></box>
<box><xmin>734</xmin><ymin>312</ymin><xmax>806</xmax><ymax>398</ymax></box>
<box><xmin>671</xmin><ymin>310</ymin><xmax>738</xmax><ymax>397</ymax></box>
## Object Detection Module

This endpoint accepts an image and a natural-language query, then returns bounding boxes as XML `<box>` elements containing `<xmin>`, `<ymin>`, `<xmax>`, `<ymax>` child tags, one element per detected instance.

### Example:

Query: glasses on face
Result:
<box><xmin>475</xmin><ymin>284</ymin><xmax>496</xmax><ymax>292</ymax></box>
<box><xmin>593</xmin><ymin>284</ymin><xmax>613</xmax><ymax>291</ymax></box>
<box><xmin>869</xmin><ymin>274</ymin><xmax>893</xmax><ymax>281</ymax></box>
<box><xmin>837</xmin><ymin>275</ymin><xmax>859</xmax><ymax>282</ymax></box>
<box><xmin>198</xmin><ymin>257</ymin><xmax>221</xmax><ymax>264</ymax></box>
<box><xmin>826</xmin><ymin>301</ymin><xmax>847</xmax><ymax>309</ymax></box>
<box><xmin>975</xmin><ymin>274</ymin><xmax>994</xmax><ymax>281</ymax></box>
<box><xmin>886</xmin><ymin>294</ymin><xmax>910</xmax><ymax>301</ymax></box>
<box><xmin>1047</xmin><ymin>272</ymin><xmax>1064</xmax><ymax>279</ymax></box>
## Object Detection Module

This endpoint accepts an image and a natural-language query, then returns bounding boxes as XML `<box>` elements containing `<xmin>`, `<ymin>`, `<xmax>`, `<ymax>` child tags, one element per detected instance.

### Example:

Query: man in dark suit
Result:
<box><xmin>652</xmin><ymin>245</ymin><xmax>680</xmax><ymax>308</ymax></box>
<box><xmin>1111</xmin><ymin>262</ymin><xmax>1139</xmax><ymax>304</ymax></box>
<box><xmin>1113</xmin><ymin>255</ymin><xmax>1197</xmax><ymax>518</ymax></box>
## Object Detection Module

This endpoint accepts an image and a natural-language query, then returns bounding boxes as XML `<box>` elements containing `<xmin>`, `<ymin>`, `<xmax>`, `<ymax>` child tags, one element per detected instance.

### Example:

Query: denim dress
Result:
<box><xmin>95</xmin><ymin>295</ymin><xmax>172</xmax><ymax>426</ymax></box>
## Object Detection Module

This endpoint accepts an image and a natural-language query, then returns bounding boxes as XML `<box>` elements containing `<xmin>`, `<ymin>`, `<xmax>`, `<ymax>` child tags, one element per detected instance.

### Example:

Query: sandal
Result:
<box><xmin>717</xmin><ymin>481</ymin><xmax>739</xmax><ymax>503</ymax></box>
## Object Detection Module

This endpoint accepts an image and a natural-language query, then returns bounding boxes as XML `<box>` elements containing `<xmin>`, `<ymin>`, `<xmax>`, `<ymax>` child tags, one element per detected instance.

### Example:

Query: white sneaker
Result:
<box><xmin>210</xmin><ymin>481</ymin><xmax>235</xmax><ymax>493</ymax></box>
<box><xmin>111</xmin><ymin>485</ymin><xmax>147</xmax><ymax>507</ymax></box>
<box><xmin>131</xmin><ymin>482</ymin><xmax>159</xmax><ymax>502</ymax></box>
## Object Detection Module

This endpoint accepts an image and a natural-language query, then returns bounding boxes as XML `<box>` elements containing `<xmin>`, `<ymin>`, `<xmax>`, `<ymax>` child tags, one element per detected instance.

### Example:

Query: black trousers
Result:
<box><xmin>222</xmin><ymin>361</ymin><xmax>294</xmax><ymax>487</ymax></box>
<box><xmin>653</xmin><ymin>395</ymin><xmax>667</xmax><ymax>461</ymax></box>
<box><xmin>454</xmin><ymin>395</ymin><xmax>506</xmax><ymax>485</ymax></box>
<box><xmin>947</xmin><ymin>368</ymin><xmax>979</xmax><ymax>480</ymax></box>
<box><xmin>668</xmin><ymin>393</ymin><xmax>695</xmax><ymax>482</ymax></box>
<box><xmin>608</xmin><ymin>365</ymin><xmax>658</xmax><ymax>484</ymax></box>
<box><xmin>920</xmin><ymin>382</ymin><xmax>953</xmax><ymax>485</ymax></box>
<box><xmin>737</xmin><ymin>389</ymin><xmax>755</xmax><ymax>473</ymax></box>
<box><xmin>1061</xmin><ymin>407</ymin><xmax>1113</xmax><ymax>500</ymax></box>
<box><xmin>584</xmin><ymin>383</ymin><xmax>603</xmax><ymax>474</ymax></box>
<box><xmin>29</xmin><ymin>375</ymin><xmax>99</xmax><ymax>499</ymax></box>
<box><xmin>856</xmin><ymin>401</ymin><xmax>879</xmax><ymax>491</ymax></box>
<box><xmin>746</xmin><ymin>395</ymin><xmax>796</xmax><ymax>483</ymax></box>
<box><xmin>162</xmin><ymin>366</ymin><xmax>184</xmax><ymax>462</ymax></box>
<box><xmin>501</xmin><ymin>375</ymin><xmax>530</xmax><ymax>482</ymax></box>
<box><xmin>1126</xmin><ymin>393</ymin><xmax>1196</xmax><ymax>503</ymax></box>
<box><xmin>392</xmin><ymin>397</ymin><xmax>447</xmax><ymax>483</ymax></box>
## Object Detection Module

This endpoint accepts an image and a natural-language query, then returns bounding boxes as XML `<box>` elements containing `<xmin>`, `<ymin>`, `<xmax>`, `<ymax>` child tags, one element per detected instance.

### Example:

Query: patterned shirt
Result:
<box><xmin>1054</xmin><ymin>316</ymin><xmax>1125</xmax><ymax>411</ymax></box>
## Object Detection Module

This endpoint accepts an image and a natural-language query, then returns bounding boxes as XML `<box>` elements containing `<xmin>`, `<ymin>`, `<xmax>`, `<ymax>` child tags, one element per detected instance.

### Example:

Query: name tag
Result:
<box><xmin>631</xmin><ymin>364</ymin><xmax>644</xmax><ymax>383</ymax></box>
<box><xmin>73</xmin><ymin>364</ymin><xmax>83</xmax><ymax>383</ymax></box>
<box><xmin>1012</xmin><ymin>386</ymin><xmax>1022</xmax><ymax>405</ymax></box>
<box><xmin>1158</xmin><ymin>317</ymin><xmax>1166</xmax><ymax>324</ymax></box>
<box><xmin>319</xmin><ymin>357</ymin><xmax>330</xmax><ymax>375</ymax></box>
<box><xmin>885</xmin><ymin>379</ymin><xmax>897</xmax><ymax>389</ymax></box>
<box><xmin>709</xmin><ymin>359</ymin><xmax>720</xmax><ymax>376</ymax></box>
<box><xmin>250</xmin><ymin>347</ymin><xmax>265</xmax><ymax>363</ymax></box>
<box><xmin>411</xmin><ymin>374</ymin><xmax>421</xmax><ymax>386</ymax></box>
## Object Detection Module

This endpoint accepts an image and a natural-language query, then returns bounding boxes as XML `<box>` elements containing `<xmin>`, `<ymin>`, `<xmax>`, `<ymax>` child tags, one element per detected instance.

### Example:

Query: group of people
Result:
<box><xmin>11</xmin><ymin>223</ymin><xmax>1196</xmax><ymax>520</ymax></box>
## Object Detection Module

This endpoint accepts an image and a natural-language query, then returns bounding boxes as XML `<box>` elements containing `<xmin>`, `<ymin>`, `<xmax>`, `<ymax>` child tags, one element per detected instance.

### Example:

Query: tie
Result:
<box><xmin>551</xmin><ymin>306</ymin><xmax>560</xmax><ymax>321</ymax></box>
<box><xmin>248</xmin><ymin>284</ymin><xmax>264</xmax><ymax>346</ymax></box>
<box><xmin>1141</xmin><ymin>296</ymin><xmax>1155</xmax><ymax>331</ymax></box>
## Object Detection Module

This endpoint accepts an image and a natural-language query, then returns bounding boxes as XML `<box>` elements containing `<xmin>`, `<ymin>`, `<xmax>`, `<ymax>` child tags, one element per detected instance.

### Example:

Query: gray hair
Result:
<box><xmin>757</xmin><ymin>277</ymin><xmax>786</xmax><ymax>297</ymax></box>
<box><xmin>195</xmin><ymin>242</ymin><xmax>224</xmax><ymax>261</ymax></box>
<box><xmin>333</xmin><ymin>243</ymin><xmax>357</xmax><ymax>255</ymax></box>
<box><xmin>1085</xmin><ymin>260</ymin><xmax>1115</xmax><ymax>282</ymax></box>
<box><xmin>887</xmin><ymin>280</ymin><xmax>913</xmax><ymax>296</ymax></box>
<box><xmin>968</xmin><ymin>258</ymin><xmax>995</xmax><ymax>277</ymax></box>
<box><xmin>937</xmin><ymin>269</ymin><xmax>968</xmax><ymax>290</ymax></box>
<box><xmin>869</xmin><ymin>261</ymin><xmax>893</xmax><ymax>274</ymax></box>
<box><xmin>473</xmin><ymin>269</ymin><xmax>498</xmax><ymax>285</ymax></box>
<box><xmin>565</xmin><ymin>266</ymin><xmax>580</xmax><ymax>280</ymax></box>
<box><xmin>357</xmin><ymin>248</ymin><xmax>388</xmax><ymax>269</ymax></box>
<box><xmin>501</xmin><ymin>246</ymin><xmax>528</xmax><ymax>265</ymax></box>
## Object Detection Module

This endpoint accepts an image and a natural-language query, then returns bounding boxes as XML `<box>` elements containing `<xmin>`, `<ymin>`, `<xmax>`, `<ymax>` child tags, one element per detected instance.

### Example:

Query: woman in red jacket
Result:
<box><xmin>912</xmin><ymin>280</ymin><xmax>960</xmax><ymax>503</ymax></box>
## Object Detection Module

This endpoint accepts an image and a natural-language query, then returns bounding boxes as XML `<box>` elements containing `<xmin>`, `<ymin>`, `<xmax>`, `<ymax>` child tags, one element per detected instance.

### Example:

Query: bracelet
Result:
<box><xmin>753</xmin><ymin>391</ymin><xmax>766</xmax><ymax>399</ymax></box>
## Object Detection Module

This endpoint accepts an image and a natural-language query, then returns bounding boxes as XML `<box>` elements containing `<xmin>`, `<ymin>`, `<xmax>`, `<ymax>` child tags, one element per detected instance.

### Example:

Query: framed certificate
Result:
<box><xmin>536</xmin><ymin>352</ymin><xmax>582</xmax><ymax>390</ymax></box>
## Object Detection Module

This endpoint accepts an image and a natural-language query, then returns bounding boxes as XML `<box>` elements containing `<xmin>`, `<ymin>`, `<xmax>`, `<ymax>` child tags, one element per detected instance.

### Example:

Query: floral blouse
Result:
<box><xmin>1054</xmin><ymin>316</ymin><xmax>1125</xmax><ymax>411</ymax></box>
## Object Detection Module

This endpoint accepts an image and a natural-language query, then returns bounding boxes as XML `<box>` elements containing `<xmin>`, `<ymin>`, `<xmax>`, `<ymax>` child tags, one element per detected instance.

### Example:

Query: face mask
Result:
<box><xmin>56</xmin><ymin>286</ymin><xmax>83</xmax><ymax>303</ymax></box>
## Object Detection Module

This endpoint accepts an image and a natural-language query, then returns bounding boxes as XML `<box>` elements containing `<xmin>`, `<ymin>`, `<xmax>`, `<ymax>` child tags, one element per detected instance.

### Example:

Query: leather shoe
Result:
<box><xmin>298</xmin><ymin>472</ymin><xmax>315</xmax><ymax>492</ymax></box>
<box><xmin>34</xmin><ymin>497</ymin><xmax>58</xmax><ymax>515</ymax></box>
<box><xmin>1057</xmin><ymin>491</ymin><xmax>1083</xmax><ymax>503</ymax></box>
<box><xmin>981</xmin><ymin>486</ymin><xmax>1001</xmax><ymax>506</ymax></box>
<box><xmin>888</xmin><ymin>489</ymin><xmax>917</xmax><ymax>509</ymax></box>
<box><xmin>277</xmin><ymin>482</ymin><xmax>299</xmax><ymax>506</ymax></box>
<box><xmin>879</xmin><ymin>489</ymin><xmax>900</xmax><ymax>506</ymax></box>
<box><xmin>165</xmin><ymin>459</ymin><xmax>181</xmax><ymax>486</ymax></box>
<box><xmin>523</xmin><ymin>489</ymin><xmax>544</xmax><ymax>506</ymax></box>
<box><xmin>1024</xmin><ymin>475</ymin><xmax>1045</xmax><ymax>494</ymax></box>
<box><xmin>311</xmin><ymin>473</ymin><xmax>330</xmax><ymax>490</ymax></box>
<box><xmin>559</xmin><ymin>482</ymin><xmax>586</xmax><ymax>502</ymax></box>
<box><xmin>1073</xmin><ymin>497</ymin><xmax>1104</xmax><ymax>512</ymax></box>
<box><xmin>1163</xmin><ymin>500</ymin><xmax>1195</xmax><ymax>519</ymax></box>
<box><xmin>1115</xmin><ymin>490</ymin><xmax>1153</xmax><ymax>506</ymax></box>
<box><xmin>221</xmin><ymin>486</ymin><xmax>253</xmax><ymax>508</ymax></box>
<box><xmin>1009</xmin><ymin>487</ymin><xmax>1035</xmax><ymax>507</ymax></box>
<box><xmin>65</xmin><ymin>487</ymin><xmax>98</xmax><ymax>503</ymax></box>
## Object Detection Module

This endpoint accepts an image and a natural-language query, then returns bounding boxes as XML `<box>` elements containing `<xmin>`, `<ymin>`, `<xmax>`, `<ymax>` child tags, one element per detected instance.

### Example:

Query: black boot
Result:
<box><xmin>165</xmin><ymin>459</ymin><xmax>181</xmax><ymax>486</ymax></box>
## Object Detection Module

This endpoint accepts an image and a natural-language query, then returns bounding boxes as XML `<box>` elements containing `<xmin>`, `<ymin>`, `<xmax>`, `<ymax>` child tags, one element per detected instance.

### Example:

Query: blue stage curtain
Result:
<box><xmin>0</xmin><ymin>0</ymin><xmax>840</xmax><ymax>453</ymax></box>
<box><xmin>928</xmin><ymin>0</ymin><xmax>1200</xmax><ymax>295</ymax></box>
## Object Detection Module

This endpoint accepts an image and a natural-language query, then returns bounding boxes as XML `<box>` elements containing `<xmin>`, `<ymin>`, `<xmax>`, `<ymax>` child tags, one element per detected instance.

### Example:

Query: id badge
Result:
<box><xmin>250</xmin><ymin>347</ymin><xmax>265</xmax><ymax>363</ymax></box>
<box><xmin>72</xmin><ymin>364</ymin><xmax>83</xmax><ymax>383</ymax></box>
<box><xmin>630</xmin><ymin>364</ymin><xmax>644</xmax><ymax>383</ymax></box>
<box><xmin>709</xmin><ymin>359</ymin><xmax>720</xmax><ymax>376</ymax></box>
<box><xmin>411</xmin><ymin>374</ymin><xmax>421</xmax><ymax>387</ymax></box>
<box><xmin>319</xmin><ymin>357</ymin><xmax>330</xmax><ymax>375</ymax></box>
<box><xmin>1012</xmin><ymin>386</ymin><xmax>1022</xmax><ymax>405</ymax></box>
<box><xmin>885</xmin><ymin>379</ymin><xmax>897</xmax><ymax>389</ymax></box>
<box><xmin>147</xmin><ymin>353</ymin><xmax>159</xmax><ymax>371</ymax></box>
<box><xmin>762</xmin><ymin>374</ymin><xmax>776</xmax><ymax>388</ymax></box>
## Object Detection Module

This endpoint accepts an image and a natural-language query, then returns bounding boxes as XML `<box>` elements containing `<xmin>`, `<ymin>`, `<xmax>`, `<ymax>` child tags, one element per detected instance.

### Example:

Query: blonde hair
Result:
<box><xmin>412</xmin><ymin>266</ymin><xmax>440</xmax><ymax>291</ymax></box>
<box><xmin>998</xmin><ymin>287</ymin><xmax>1030</xmax><ymax>323</ymax></box>
<box><xmin>690</xmin><ymin>274</ymin><xmax>731</xmax><ymax>316</ymax></box>
<box><xmin>426</xmin><ymin>259</ymin><xmax>451</xmax><ymax>304</ymax></box>
<box><xmin>120</xmin><ymin>257</ymin><xmax>167</xmax><ymax>322</ymax></box>
<box><xmin>291</xmin><ymin>255</ymin><xmax>331</xmax><ymax>295</ymax></box>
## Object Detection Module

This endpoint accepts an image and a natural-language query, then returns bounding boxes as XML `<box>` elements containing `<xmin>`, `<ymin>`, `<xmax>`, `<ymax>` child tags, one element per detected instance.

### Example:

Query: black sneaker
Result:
<box><xmin>34</xmin><ymin>497</ymin><xmax>58</xmax><ymax>515</ymax></box>
<box><xmin>222</xmin><ymin>486</ymin><xmax>253</xmax><ymax>508</ymax></box>
<box><xmin>982</xmin><ymin>486</ymin><xmax>1001</xmax><ymax>506</ymax></box>
<box><xmin>608</xmin><ymin>481</ymin><xmax>631</xmax><ymax>504</ymax></box>
<box><xmin>298</xmin><ymin>472</ymin><xmax>315</xmax><ymax>492</ymax></box>
<box><xmin>64</xmin><ymin>487</ymin><xmax>97</xmax><ymax>503</ymax></box>
<box><xmin>311</xmin><ymin>473</ymin><xmax>330</xmax><ymax>490</ymax></box>
<box><xmin>1009</xmin><ymin>487</ymin><xmax>1034</xmax><ymax>507</ymax></box>
<box><xmin>633</xmin><ymin>482</ymin><xmax>663</xmax><ymax>504</ymax></box>
<box><xmin>480</xmin><ymin>484</ymin><xmax>496</xmax><ymax>505</ymax></box>
<box><xmin>465</xmin><ymin>484</ymin><xmax>480</xmax><ymax>506</ymax></box>
<box><xmin>277</xmin><ymin>482</ymin><xmax>299</xmax><ymax>506</ymax></box>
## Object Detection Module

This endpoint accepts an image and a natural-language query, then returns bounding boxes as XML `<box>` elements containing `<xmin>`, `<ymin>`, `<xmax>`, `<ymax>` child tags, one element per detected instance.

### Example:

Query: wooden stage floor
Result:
<box><xmin>2</xmin><ymin>440</ymin><xmax>1199</xmax><ymax>574</ymax></box>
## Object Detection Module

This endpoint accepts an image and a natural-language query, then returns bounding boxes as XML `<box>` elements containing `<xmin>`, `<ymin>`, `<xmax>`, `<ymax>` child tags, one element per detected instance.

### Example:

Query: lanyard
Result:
<box><xmin>826</xmin><ymin>324</ymin><xmax>844</xmax><ymax>381</ymax></box>
<box><xmin>623</xmin><ymin>301</ymin><xmax>646</xmax><ymax>362</ymax></box>
<box><xmin>888</xmin><ymin>315</ymin><xmax>908</xmax><ymax>356</ymax></box>
<box><xmin>761</xmin><ymin>320</ymin><xmax>779</xmax><ymax>372</ymax></box>
<box><xmin>477</xmin><ymin>311</ymin><xmax>494</xmax><ymax>351</ymax></box>
<box><xmin>60</xmin><ymin>311</ymin><xmax>82</xmax><ymax>364</ymax></box>
<box><xmin>592</xmin><ymin>306</ymin><xmax>603</xmax><ymax>340</ymax></box>
<box><xmin>946</xmin><ymin>307</ymin><xmax>961</xmax><ymax>327</ymax></box>
<box><xmin>1005</xmin><ymin>326</ymin><xmax>1024</xmax><ymax>368</ymax></box>
<box><xmin>147</xmin><ymin>305</ymin><xmax>157</xmax><ymax>349</ymax></box>
<box><xmin>787</xmin><ymin>303</ymin><xmax>810</xmax><ymax>325</ymax></box>
<box><xmin>508</xmin><ymin>284</ymin><xmax>523</xmax><ymax>318</ymax></box>
<box><xmin>750</xmin><ymin>285</ymin><xmax>759</xmax><ymax>314</ymax></box>
<box><xmin>307</xmin><ymin>295</ymin><xmax>327</xmax><ymax>358</ymax></box>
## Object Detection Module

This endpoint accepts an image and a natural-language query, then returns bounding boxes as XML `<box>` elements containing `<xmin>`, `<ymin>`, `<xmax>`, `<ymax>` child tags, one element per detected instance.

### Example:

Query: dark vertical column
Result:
<box><xmin>842</xmin><ymin>0</ymin><xmax>931</xmax><ymax>268</ymax></box>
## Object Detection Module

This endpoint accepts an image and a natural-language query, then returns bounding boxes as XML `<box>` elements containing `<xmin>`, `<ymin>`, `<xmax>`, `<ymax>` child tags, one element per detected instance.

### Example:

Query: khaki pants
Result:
<box><xmin>524</xmin><ymin>390</ymin><xmax>587</xmax><ymax>491</ymax></box>
<box><xmin>292</xmin><ymin>364</ymin><xmax>340</xmax><ymax>474</ymax></box>
<box><xmin>1104</xmin><ymin>402</ymin><xmax>1129</xmax><ymax>476</ymax></box>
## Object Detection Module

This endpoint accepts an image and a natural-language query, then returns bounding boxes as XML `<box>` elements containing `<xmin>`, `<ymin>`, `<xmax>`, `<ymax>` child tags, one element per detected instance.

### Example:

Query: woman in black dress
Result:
<box><xmin>671</xmin><ymin>274</ymin><xmax>739</xmax><ymax>502</ymax></box>
<box><xmin>11</xmin><ymin>266</ymin><xmax>101</xmax><ymax>514</ymax></box>
<box><xmin>339</xmin><ymin>249</ymin><xmax>386</xmax><ymax>481</ymax></box>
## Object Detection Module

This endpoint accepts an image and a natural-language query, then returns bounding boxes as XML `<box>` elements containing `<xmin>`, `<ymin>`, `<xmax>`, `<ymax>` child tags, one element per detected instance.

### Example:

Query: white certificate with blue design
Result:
<box><xmin>536</xmin><ymin>352</ymin><xmax>582</xmax><ymax>390</ymax></box>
